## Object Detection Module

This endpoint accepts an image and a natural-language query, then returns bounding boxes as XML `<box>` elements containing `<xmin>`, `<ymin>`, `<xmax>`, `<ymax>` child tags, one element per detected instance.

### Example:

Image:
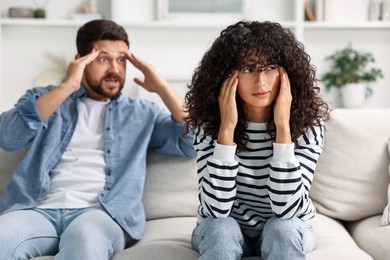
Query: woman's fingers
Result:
<box><xmin>219</xmin><ymin>71</ymin><xmax>238</xmax><ymax>102</ymax></box>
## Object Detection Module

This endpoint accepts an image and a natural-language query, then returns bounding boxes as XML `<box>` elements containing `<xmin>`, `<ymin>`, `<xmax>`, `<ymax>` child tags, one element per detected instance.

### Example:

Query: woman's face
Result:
<box><xmin>236</xmin><ymin>56</ymin><xmax>281</xmax><ymax>121</ymax></box>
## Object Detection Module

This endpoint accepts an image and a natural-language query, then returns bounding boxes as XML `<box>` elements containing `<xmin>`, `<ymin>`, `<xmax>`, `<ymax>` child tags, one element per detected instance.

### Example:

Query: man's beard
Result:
<box><xmin>85</xmin><ymin>72</ymin><xmax>124</xmax><ymax>100</ymax></box>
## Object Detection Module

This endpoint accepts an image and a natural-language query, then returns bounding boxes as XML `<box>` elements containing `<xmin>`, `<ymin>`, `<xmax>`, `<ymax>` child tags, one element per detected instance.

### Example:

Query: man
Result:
<box><xmin>0</xmin><ymin>19</ymin><xmax>195</xmax><ymax>259</ymax></box>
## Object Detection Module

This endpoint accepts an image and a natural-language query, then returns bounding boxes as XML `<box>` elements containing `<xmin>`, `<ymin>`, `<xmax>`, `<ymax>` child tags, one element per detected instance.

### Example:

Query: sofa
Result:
<box><xmin>1</xmin><ymin>108</ymin><xmax>390</xmax><ymax>260</ymax></box>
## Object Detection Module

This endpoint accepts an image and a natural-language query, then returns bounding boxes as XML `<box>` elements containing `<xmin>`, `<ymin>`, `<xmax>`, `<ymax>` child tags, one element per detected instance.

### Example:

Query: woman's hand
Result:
<box><xmin>274</xmin><ymin>67</ymin><xmax>292</xmax><ymax>144</ymax></box>
<box><xmin>217</xmin><ymin>71</ymin><xmax>239</xmax><ymax>146</ymax></box>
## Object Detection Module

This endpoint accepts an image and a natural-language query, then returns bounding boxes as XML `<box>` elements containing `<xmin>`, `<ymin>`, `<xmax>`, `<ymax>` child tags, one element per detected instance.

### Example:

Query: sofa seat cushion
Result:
<box><xmin>113</xmin><ymin>241</ymin><xmax>199</xmax><ymax>260</ymax></box>
<box><xmin>132</xmin><ymin>217</ymin><xmax>197</xmax><ymax>246</ymax></box>
<box><xmin>307</xmin><ymin>213</ymin><xmax>372</xmax><ymax>260</ymax></box>
<box><xmin>346</xmin><ymin>214</ymin><xmax>390</xmax><ymax>260</ymax></box>
<box><xmin>112</xmin><ymin>214</ymin><xmax>372</xmax><ymax>260</ymax></box>
<box><xmin>113</xmin><ymin>217</ymin><xmax>199</xmax><ymax>260</ymax></box>
<box><xmin>117</xmin><ymin>217</ymin><xmax>262</xmax><ymax>260</ymax></box>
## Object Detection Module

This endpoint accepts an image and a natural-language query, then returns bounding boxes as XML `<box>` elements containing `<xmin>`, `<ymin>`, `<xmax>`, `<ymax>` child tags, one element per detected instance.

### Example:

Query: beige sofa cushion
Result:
<box><xmin>310</xmin><ymin>109</ymin><xmax>390</xmax><ymax>221</ymax></box>
<box><xmin>114</xmin><ymin>214</ymin><xmax>372</xmax><ymax>260</ymax></box>
<box><xmin>0</xmin><ymin>147</ymin><xmax>26</xmax><ymax>195</ymax></box>
<box><xmin>307</xmin><ymin>214</ymin><xmax>372</xmax><ymax>260</ymax></box>
<box><xmin>0</xmin><ymin>148</ymin><xmax>199</xmax><ymax>220</ymax></box>
<box><xmin>380</xmin><ymin>140</ymin><xmax>390</xmax><ymax>225</ymax></box>
<box><xmin>113</xmin><ymin>217</ymin><xmax>199</xmax><ymax>260</ymax></box>
<box><xmin>143</xmin><ymin>152</ymin><xmax>198</xmax><ymax>220</ymax></box>
<box><xmin>347</xmin><ymin>215</ymin><xmax>390</xmax><ymax>260</ymax></box>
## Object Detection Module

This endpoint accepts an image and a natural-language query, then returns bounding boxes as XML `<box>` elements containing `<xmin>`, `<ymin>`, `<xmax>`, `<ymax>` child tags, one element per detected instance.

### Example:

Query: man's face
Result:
<box><xmin>83</xmin><ymin>40</ymin><xmax>128</xmax><ymax>101</ymax></box>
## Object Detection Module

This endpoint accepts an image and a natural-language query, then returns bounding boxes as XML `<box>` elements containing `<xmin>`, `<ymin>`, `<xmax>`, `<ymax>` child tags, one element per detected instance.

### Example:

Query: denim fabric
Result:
<box><xmin>0</xmin><ymin>207</ymin><xmax>130</xmax><ymax>260</ymax></box>
<box><xmin>192</xmin><ymin>216</ymin><xmax>315</xmax><ymax>260</ymax></box>
<box><xmin>0</xmin><ymin>85</ymin><xmax>196</xmax><ymax>240</ymax></box>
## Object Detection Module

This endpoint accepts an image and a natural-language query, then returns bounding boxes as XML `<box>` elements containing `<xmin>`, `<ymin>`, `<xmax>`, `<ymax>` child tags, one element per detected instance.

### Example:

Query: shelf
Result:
<box><xmin>3</xmin><ymin>18</ymin><xmax>389</xmax><ymax>31</ymax></box>
<box><xmin>303</xmin><ymin>21</ymin><xmax>390</xmax><ymax>29</ymax></box>
<box><xmin>0</xmin><ymin>18</ymin><xmax>85</xmax><ymax>27</ymax></box>
<box><xmin>0</xmin><ymin>17</ymin><xmax>298</xmax><ymax>30</ymax></box>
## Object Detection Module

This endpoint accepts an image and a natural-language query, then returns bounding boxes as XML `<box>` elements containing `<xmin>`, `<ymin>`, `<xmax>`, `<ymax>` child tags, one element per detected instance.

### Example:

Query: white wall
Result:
<box><xmin>305</xmin><ymin>28</ymin><xmax>390</xmax><ymax>108</ymax></box>
<box><xmin>1</xmin><ymin>0</ymin><xmax>389</xmax><ymax>111</ymax></box>
<box><xmin>0</xmin><ymin>0</ymin><xmax>225</xmax><ymax>111</ymax></box>
<box><xmin>0</xmin><ymin>24</ymin><xmax>223</xmax><ymax>111</ymax></box>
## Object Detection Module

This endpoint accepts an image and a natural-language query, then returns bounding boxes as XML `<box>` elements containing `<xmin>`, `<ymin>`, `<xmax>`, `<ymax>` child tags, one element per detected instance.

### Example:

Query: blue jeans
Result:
<box><xmin>192</xmin><ymin>216</ymin><xmax>315</xmax><ymax>260</ymax></box>
<box><xmin>0</xmin><ymin>207</ymin><xmax>132</xmax><ymax>260</ymax></box>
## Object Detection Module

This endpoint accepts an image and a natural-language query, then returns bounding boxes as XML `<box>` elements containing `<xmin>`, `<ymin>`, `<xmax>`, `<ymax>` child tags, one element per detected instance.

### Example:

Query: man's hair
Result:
<box><xmin>76</xmin><ymin>19</ymin><xmax>129</xmax><ymax>56</ymax></box>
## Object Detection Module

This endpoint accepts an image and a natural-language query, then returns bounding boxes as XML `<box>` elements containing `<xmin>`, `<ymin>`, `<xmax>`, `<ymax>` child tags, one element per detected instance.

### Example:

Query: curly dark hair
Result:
<box><xmin>185</xmin><ymin>20</ymin><xmax>330</xmax><ymax>152</ymax></box>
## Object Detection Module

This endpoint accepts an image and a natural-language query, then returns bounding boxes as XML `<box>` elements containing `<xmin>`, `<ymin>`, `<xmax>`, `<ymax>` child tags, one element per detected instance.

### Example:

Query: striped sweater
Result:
<box><xmin>195</xmin><ymin>122</ymin><xmax>324</xmax><ymax>237</ymax></box>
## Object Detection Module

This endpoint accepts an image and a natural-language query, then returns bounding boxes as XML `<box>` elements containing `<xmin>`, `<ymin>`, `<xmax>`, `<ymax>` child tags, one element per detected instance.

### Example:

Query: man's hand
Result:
<box><xmin>61</xmin><ymin>49</ymin><xmax>100</xmax><ymax>93</ymax></box>
<box><xmin>36</xmin><ymin>49</ymin><xmax>100</xmax><ymax>121</ymax></box>
<box><xmin>125</xmin><ymin>51</ymin><xmax>169</xmax><ymax>94</ymax></box>
<box><xmin>125</xmin><ymin>51</ymin><xmax>187</xmax><ymax>123</ymax></box>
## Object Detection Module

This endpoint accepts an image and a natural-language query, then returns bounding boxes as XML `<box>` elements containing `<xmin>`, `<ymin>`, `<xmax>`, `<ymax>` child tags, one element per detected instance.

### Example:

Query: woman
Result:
<box><xmin>185</xmin><ymin>20</ymin><xmax>330</xmax><ymax>259</ymax></box>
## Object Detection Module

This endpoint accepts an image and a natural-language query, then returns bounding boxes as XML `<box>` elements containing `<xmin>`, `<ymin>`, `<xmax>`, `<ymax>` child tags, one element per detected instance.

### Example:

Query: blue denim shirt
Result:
<box><xmin>0</xmin><ymin>85</ymin><xmax>196</xmax><ymax>240</ymax></box>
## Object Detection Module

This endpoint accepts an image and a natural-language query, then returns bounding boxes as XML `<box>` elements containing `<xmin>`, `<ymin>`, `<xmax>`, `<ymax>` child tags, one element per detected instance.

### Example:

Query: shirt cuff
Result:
<box><xmin>213</xmin><ymin>142</ymin><xmax>237</xmax><ymax>163</ymax></box>
<box><xmin>272</xmin><ymin>142</ymin><xmax>296</xmax><ymax>162</ymax></box>
<box><xmin>17</xmin><ymin>94</ymin><xmax>46</xmax><ymax>129</ymax></box>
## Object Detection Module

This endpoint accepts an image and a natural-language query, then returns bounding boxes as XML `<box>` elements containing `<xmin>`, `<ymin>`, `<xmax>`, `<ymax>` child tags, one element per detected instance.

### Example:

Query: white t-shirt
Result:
<box><xmin>38</xmin><ymin>97</ymin><xmax>108</xmax><ymax>209</ymax></box>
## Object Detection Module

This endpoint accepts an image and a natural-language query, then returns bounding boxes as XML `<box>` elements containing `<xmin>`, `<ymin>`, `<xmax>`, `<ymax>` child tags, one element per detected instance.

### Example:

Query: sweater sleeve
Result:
<box><xmin>194</xmin><ymin>127</ymin><xmax>239</xmax><ymax>218</ymax></box>
<box><xmin>268</xmin><ymin>124</ymin><xmax>324</xmax><ymax>219</ymax></box>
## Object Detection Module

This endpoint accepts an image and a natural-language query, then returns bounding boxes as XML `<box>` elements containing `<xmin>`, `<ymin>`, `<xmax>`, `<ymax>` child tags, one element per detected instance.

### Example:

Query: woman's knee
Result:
<box><xmin>193</xmin><ymin>217</ymin><xmax>243</xmax><ymax>245</ymax></box>
<box><xmin>192</xmin><ymin>217</ymin><xmax>243</xmax><ymax>259</ymax></box>
<box><xmin>199</xmin><ymin>217</ymin><xmax>242</xmax><ymax>240</ymax></box>
<box><xmin>261</xmin><ymin>217</ymin><xmax>314</xmax><ymax>259</ymax></box>
<box><xmin>263</xmin><ymin>217</ymin><xmax>303</xmax><ymax>239</ymax></box>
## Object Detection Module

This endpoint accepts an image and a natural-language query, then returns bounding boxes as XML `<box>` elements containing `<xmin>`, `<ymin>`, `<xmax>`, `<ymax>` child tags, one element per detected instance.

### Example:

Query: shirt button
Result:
<box><xmin>107</xmin><ymin>150</ymin><xmax>111</xmax><ymax>154</ymax></box>
<box><xmin>106</xmin><ymin>127</ymin><xmax>111</xmax><ymax>131</ymax></box>
<box><xmin>106</xmin><ymin>170</ymin><xmax>112</xmax><ymax>176</ymax></box>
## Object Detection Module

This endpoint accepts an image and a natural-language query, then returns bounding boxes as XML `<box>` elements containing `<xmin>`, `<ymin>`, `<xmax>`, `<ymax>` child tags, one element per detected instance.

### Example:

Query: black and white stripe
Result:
<box><xmin>195</xmin><ymin>122</ymin><xmax>324</xmax><ymax>234</ymax></box>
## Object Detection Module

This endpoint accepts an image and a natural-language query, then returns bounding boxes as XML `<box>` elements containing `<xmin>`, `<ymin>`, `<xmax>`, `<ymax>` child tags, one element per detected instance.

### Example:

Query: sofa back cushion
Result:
<box><xmin>143</xmin><ymin>152</ymin><xmax>198</xmax><ymax>220</ymax></box>
<box><xmin>310</xmin><ymin>109</ymin><xmax>390</xmax><ymax>221</ymax></box>
<box><xmin>0</xmin><ymin>148</ymin><xmax>199</xmax><ymax>220</ymax></box>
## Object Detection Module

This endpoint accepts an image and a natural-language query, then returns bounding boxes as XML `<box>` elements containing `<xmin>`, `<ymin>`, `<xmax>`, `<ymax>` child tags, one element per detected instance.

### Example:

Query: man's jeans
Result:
<box><xmin>0</xmin><ymin>207</ymin><xmax>129</xmax><ymax>260</ymax></box>
<box><xmin>192</xmin><ymin>216</ymin><xmax>315</xmax><ymax>260</ymax></box>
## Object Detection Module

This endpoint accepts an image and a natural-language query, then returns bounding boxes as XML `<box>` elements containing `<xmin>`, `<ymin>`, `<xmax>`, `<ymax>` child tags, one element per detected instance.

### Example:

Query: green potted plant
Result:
<box><xmin>33</xmin><ymin>0</ymin><xmax>49</xmax><ymax>18</ymax></box>
<box><xmin>321</xmin><ymin>44</ymin><xmax>383</xmax><ymax>108</ymax></box>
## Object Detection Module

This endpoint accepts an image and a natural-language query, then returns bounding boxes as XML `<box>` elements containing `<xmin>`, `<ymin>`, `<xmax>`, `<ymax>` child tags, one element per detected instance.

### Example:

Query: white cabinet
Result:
<box><xmin>1</xmin><ymin>0</ymin><xmax>389</xmax><ymax>110</ymax></box>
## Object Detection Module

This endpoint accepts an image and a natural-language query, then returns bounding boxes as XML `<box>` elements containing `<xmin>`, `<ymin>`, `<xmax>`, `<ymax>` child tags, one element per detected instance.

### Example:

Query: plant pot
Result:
<box><xmin>34</xmin><ymin>8</ymin><xmax>46</xmax><ymax>18</ymax></box>
<box><xmin>340</xmin><ymin>83</ymin><xmax>366</xmax><ymax>108</ymax></box>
